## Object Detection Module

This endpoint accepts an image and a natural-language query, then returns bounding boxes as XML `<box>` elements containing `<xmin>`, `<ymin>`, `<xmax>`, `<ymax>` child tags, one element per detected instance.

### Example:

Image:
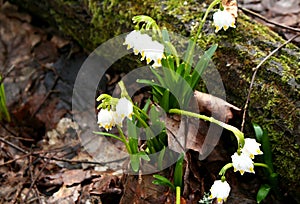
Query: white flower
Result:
<box><xmin>124</xmin><ymin>30</ymin><xmax>164</xmax><ymax>67</ymax></box>
<box><xmin>231</xmin><ymin>152</ymin><xmax>255</xmax><ymax>175</ymax></box>
<box><xmin>213</xmin><ymin>9</ymin><xmax>236</xmax><ymax>32</ymax></box>
<box><xmin>124</xmin><ymin>30</ymin><xmax>141</xmax><ymax>50</ymax></box>
<box><xmin>115</xmin><ymin>98</ymin><xmax>133</xmax><ymax>126</ymax></box>
<box><xmin>209</xmin><ymin>180</ymin><xmax>231</xmax><ymax>203</ymax></box>
<box><xmin>242</xmin><ymin>138</ymin><xmax>263</xmax><ymax>159</ymax></box>
<box><xmin>97</xmin><ymin>109</ymin><xmax>116</xmax><ymax>131</ymax></box>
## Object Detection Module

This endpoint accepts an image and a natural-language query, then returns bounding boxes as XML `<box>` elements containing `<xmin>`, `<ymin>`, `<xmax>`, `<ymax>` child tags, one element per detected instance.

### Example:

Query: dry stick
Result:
<box><xmin>24</xmin><ymin>152</ymin><xmax>52</xmax><ymax>202</ymax></box>
<box><xmin>239</xmin><ymin>6</ymin><xmax>300</xmax><ymax>33</ymax></box>
<box><xmin>241</xmin><ymin>34</ymin><xmax>300</xmax><ymax>132</ymax></box>
<box><xmin>0</xmin><ymin>65</ymin><xmax>15</xmax><ymax>85</ymax></box>
<box><xmin>0</xmin><ymin>135</ymin><xmax>126</xmax><ymax>166</ymax></box>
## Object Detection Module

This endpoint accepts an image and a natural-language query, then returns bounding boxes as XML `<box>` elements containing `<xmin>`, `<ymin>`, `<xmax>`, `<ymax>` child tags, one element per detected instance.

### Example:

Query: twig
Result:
<box><xmin>0</xmin><ymin>65</ymin><xmax>15</xmax><ymax>85</ymax></box>
<box><xmin>239</xmin><ymin>6</ymin><xmax>300</xmax><ymax>33</ymax></box>
<box><xmin>24</xmin><ymin>153</ymin><xmax>52</xmax><ymax>202</ymax></box>
<box><xmin>241</xmin><ymin>34</ymin><xmax>300</xmax><ymax>132</ymax></box>
<box><xmin>0</xmin><ymin>135</ymin><xmax>126</xmax><ymax>166</ymax></box>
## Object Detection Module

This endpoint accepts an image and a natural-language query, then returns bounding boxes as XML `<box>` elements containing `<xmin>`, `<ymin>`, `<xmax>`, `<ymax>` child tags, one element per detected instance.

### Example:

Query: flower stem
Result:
<box><xmin>185</xmin><ymin>0</ymin><xmax>221</xmax><ymax>70</ymax></box>
<box><xmin>254</xmin><ymin>163</ymin><xmax>273</xmax><ymax>175</ymax></box>
<box><xmin>117</xmin><ymin>125</ymin><xmax>132</xmax><ymax>154</ymax></box>
<box><xmin>176</xmin><ymin>186</ymin><xmax>181</xmax><ymax>204</ymax></box>
<box><xmin>219</xmin><ymin>163</ymin><xmax>233</xmax><ymax>176</ymax></box>
<box><xmin>169</xmin><ymin>108</ymin><xmax>245</xmax><ymax>148</ymax></box>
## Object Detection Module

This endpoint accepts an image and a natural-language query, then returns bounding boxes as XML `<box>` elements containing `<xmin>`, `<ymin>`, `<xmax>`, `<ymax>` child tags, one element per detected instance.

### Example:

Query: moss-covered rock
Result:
<box><xmin>8</xmin><ymin>0</ymin><xmax>300</xmax><ymax>199</ymax></box>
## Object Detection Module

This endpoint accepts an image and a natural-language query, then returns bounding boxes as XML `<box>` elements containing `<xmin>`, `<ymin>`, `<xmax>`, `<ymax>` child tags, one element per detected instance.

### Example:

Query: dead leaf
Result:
<box><xmin>48</xmin><ymin>185</ymin><xmax>81</xmax><ymax>203</ymax></box>
<box><xmin>222</xmin><ymin>0</ymin><xmax>238</xmax><ymax>18</ymax></box>
<box><xmin>167</xmin><ymin>91</ymin><xmax>240</xmax><ymax>159</ymax></box>
<box><xmin>194</xmin><ymin>90</ymin><xmax>240</xmax><ymax>123</ymax></box>
<box><xmin>45</xmin><ymin>169</ymin><xmax>100</xmax><ymax>186</ymax></box>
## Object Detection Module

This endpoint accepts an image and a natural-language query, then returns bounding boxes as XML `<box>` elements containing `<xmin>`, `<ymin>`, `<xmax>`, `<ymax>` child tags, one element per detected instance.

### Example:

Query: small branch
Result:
<box><xmin>0</xmin><ymin>135</ymin><xmax>126</xmax><ymax>166</ymax></box>
<box><xmin>239</xmin><ymin>6</ymin><xmax>300</xmax><ymax>33</ymax></box>
<box><xmin>241</xmin><ymin>34</ymin><xmax>300</xmax><ymax>132</ymax></box>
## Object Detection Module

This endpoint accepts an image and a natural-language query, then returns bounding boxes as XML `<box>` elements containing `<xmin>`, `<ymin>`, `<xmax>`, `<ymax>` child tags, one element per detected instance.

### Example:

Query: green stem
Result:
<box><xmin>117</xmin><ymin>125</ymin><xmax>132</xmax><ymax>154</ymax></box>
<box><xmin>254</xmin><ymin>163</ymin><xmax>273</xmax><ymax>175</ymax></box>
<box><xmin>176</xmin><ymin>186</ymin><xmax>181</xmax><ymax>204</ymax></box>
<box><xmin>133</xmin><ymin>107</ymin><xmax>149</xmax><ymax>128</ymax></box>
<box><xmin>169</xmin><ymin>108</ymin><xmax>245</xmax><ymax>148</ymax></box>
<box><xmin>185</xmin><ymin>0</ymin><xmax>221</xmax><ymax>70</ymax></box>
<box><xmin>218</xmin><ymin>163</ymin><xmax>233</xmax><ymax>176</ymax></box>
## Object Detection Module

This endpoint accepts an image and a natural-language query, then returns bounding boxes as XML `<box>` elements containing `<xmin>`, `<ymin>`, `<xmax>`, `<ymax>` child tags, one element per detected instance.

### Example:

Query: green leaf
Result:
<box><xmin>93</xmin><ymin>131</ymin><xmax>124</xmax><ymax>143</ymax></box>
<box><xmin>253</xmin><ymin>123</ymin><xmax>264</xmax><ymax>143</ymax></box>
<box><xmin>176</xmin><ymin>63</ymin><xmax>186</xmax><ymax>76</ymax></box>
<box><xmin>152</xmin><ymin>174</ymin><xmax>175</xmax><ymax>190</ymax></box>
<box><xmin>138</xmin><ymin>151</ymin><xmax>150</xmax><ymax>161</ymax></box>
<box><xmin>0</xmin><ymin>76</ymin><xmax>10</xmax><ymax>122</ymax></box>
<box><xmin>190</xmin><ymin>44</ymin><xmax>217</xmax><ymax>89</ymax></box>
<box><xmin>256</xmin><ymin>184</ymin><xmax>271</xmax><ymax>203</ymax></box>
<box><xmin>158</xmin><ymin>146</ymin><xmax>166</xmax><ymax>170</ymax></box>
<box><xmin>174</xmin><ymin>153</ymin><xmax>184</xmax><ymax>188</ymax></box>
<box><xmin>130</xmin><ymin>154</ymin><xmax>140</xmax><ymax>172</ymax></box>
<box><xmin>183</xmin><ymin>39</ymin><xmax>196</xmax><ymax>76</ymax></box>
<box><xmin>253</xmin><ymin>123</ymin><xmax>274</xmax><ymax>171</ymax></box>
<box><xmin>160</xmin><ymin>89</ymin><xmax>170</xmax><ymax>111</ymax></box>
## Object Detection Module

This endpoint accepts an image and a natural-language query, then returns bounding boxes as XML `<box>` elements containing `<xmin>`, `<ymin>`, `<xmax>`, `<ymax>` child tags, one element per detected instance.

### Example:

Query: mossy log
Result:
<box><xmin>8</xmin><ymin>0</ymin><xmax>300</xmax><ymax>199</ymax></box>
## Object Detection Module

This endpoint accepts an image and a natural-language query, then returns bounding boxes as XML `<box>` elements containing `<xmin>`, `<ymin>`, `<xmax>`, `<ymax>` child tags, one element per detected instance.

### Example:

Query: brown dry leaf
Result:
<box><xmin>45</xmin><ymin>169</ymin><xmax>100</xmax><ymax>186</ymax></box>
<box><xmin>90</xmin><ymin>175</ymin><xmax>122</xmax><ymax>195</ymax></box>
<box><xmin>120</xmin><ymin>174</ymin><xmax>168</xmax><ymax>204</ymax></box>
<box><xmin>194</xmin><ymin>90</ymin><xmax>240</xmax><ymax>123</ymax></box>
<box><xmin>167</xmin><ymin>91</ymin><xmax>240</xmax><ymax>159</ymax></box>
<box><xmin>48</xmin><ymin>184</ymin><xmax>81</xmax><ymax>203</ymax></box>
<box><xmin>222</xmin><ymin>0</ymin><xmax>238</xmax><ymax>18</ymax></box>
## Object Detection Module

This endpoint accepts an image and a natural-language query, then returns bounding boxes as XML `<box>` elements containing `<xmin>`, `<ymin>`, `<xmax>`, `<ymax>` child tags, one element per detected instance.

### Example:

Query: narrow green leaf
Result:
<box><xmin>158</xmin><ymin>146</ymin><xmax>166</xmax><ymax>170</ymax></box>
<box><xmin>256</xmin><ymin>184</ymin><xmax>271</xmax><ymax>203</ymax></box>
<box><xmin>0</xmin><ymin>76</ymin><xmax>10</xmax><ymax>122</ymax></box>
<box><xmin>153</xmin><ymin>174</ymin><xmax>175</xmax><ymax>190</ymax></box>
<box><xmin>183</xmin><ymin>39</ymin><xmax>196</xmax><ymax>76</ymax></box>
<box><xmin>190</xmin><ymin>44</ymin><xmax>217</xmax><ymax>89</ymax></box>
<box><xmin>160</xmin><ymin>89</ymin><xmax>170</xmax><ymax>111</ymax></box>
<box><xmin>174</xmin><ymin>153</ymin><xmax>184</xmax><ymax>188</ymax></box>
<box><xmin>138</xmin><ymin>151</ymin><xmax>150</xmax><ymax>161</ymax></box>
<box><xmin>253</xmin><ymin>123</ymin><xmax>264</xmax><ymax>143</ymax></box>
<box><xmin>130</xmin><ymin>154</ymin><xmax>140</xmax><ymax>172</ymax></box>
<box><xmin>93</xmin><ymin>131</ymin><xmax>124</xmax><ymax>143</ymax></box>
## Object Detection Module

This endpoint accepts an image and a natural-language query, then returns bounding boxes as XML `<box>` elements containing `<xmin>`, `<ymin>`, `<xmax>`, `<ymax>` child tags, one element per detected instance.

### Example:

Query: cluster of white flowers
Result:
<box><xmin>97</xmin><ymin>97</ymin><xmax>133</xmax><ymax>131</ymax></box>
<box><xmin>209</xmin><ymin>180</ymin><xmax>231</xmax><ymax>203</ymax></box>
<box><xmin>231</xmin><ymin>138</ymin><xmax>263</xmax><ymax>175</ymax></box>
<box><xmin>213</xmin><ymin>9</ymin><xmax>236</xmax><ymax>33</ymax></box>
<box><xmin>124</xmin><ymin>30</ymin><xmax>164</xmax><ymax>68</ymax></box>
<box><xmin>209</xmin><ymin>138</ymin><xmax>263</xmax><ymax>203</ymax></box>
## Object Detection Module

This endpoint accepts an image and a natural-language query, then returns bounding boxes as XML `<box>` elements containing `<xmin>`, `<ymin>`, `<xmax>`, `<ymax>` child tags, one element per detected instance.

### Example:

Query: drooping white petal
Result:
<box><xmin>123</xmin><ymin>30</ymin><xmax>164</xmax><ymax>67</ymax></box>
<box><xmin>209</xmin><ymin>180</ymin><xmax>231</xmax><ymax>203</ymax></box>
<box><xmin>97</xmin><ymin>109</ymin><xmax>116</xmax><ymax>131</ymax></box>
<box><xmin>213</xmin><ymin>9</ymin><xmax>236</xmax><ymax>33</ymax></box>
<box><xmin>231</xmin><ymin>152</ymin><xmax>255</xmax><ymax>175</ymax></box>
<box><xmin>124</xmin><ymin>30</ymin><xmax>142</xmax><ymax>50</ymax></box>
<box><xmin>242</xmin><ymin>138</ymin><xmax>263</xmax><ymax>159</ymax></box>
<box><xmin>116</xmin><ymin>97</ymin><xmax>133</xmax><ymax>122</ymax></box>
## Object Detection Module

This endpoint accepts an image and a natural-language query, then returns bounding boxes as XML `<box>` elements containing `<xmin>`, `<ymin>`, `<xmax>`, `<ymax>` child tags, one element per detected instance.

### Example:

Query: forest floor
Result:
<box><xmin>0</xmin><ymin>0</ymin><xmax>299</xmax><ymax>203</ymax></box>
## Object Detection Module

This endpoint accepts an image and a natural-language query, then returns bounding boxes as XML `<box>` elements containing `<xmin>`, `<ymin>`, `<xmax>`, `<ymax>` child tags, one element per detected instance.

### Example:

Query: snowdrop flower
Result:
<box><xmin>242</xmin><ymin>138</ymin><xmax>263</xmax><ymax>159</ymax></box>
<box><xmin>113</xmin><ymin>97</ymin><xmax>134</xmax><ymax>126</ymax></box>
<box><xmin>124</xmin><ymin>30</ymin><xmax>141</xmax><ymax>50</ymax></box>
<box><xmin>231</xmin><ymin>152</ymin><xmax>255</xmax><ymax>175</ymax></box>
<box><xmin>97</xmin><ymin>109</ymin><xmax>116</xmax><ymax>131</ymax></box>
<box><xmin>209</xmin><ymin>180</ymin><xmax>231</xmax><ymax>203</ymax></box>
<box><xmin>124</xmin><ymin>30</ymin><xmax>164</xmax><ymax>67</ymax></box>
<box><xmin>213</xmin><ymin>9</ymin><xmax>236</xmax><ymax>32</ymax></box>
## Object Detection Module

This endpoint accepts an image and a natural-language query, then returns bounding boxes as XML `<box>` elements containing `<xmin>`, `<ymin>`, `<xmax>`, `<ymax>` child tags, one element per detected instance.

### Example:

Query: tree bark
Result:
<box><xmin>8</xmin><ymin>0</ymin><xmax>300</xmax><ymax>199</ymax></box>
